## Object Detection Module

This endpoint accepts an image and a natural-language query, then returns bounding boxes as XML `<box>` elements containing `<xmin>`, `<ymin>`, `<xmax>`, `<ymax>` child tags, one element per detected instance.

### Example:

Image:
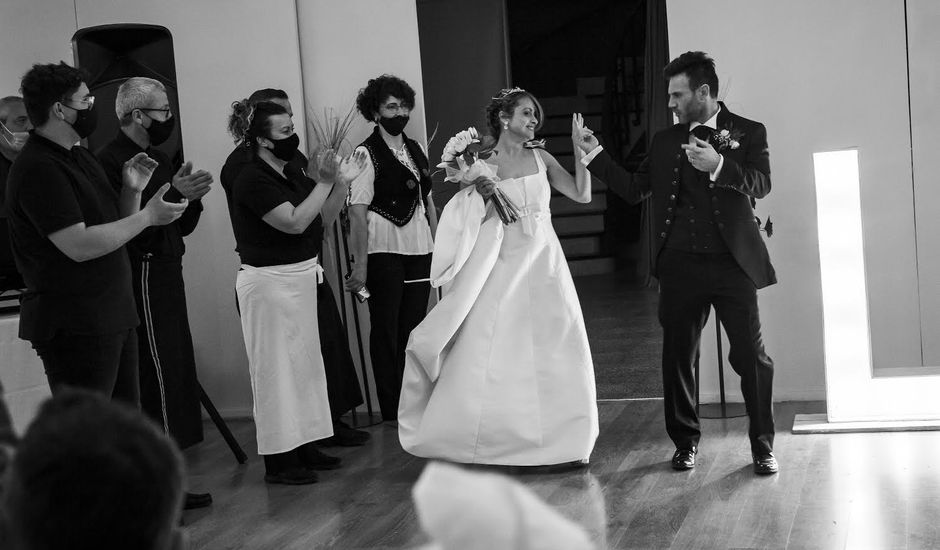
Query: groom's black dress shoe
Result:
<box><xmin>671</xmin><ymin>448</ymin><xmax>696</xmax><ymax>470</ymax></box>
<box><xmin>752</xmin><ymin>452</ymin><xmax>779</xmax><ymax>475</ymax></box>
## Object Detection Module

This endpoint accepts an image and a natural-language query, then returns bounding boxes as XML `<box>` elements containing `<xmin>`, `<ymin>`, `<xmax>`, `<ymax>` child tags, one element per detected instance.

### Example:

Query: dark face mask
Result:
<box><xmin>266</xmin><ymin>133</ymin><xmax>299</xmax><ymax>162</ymax></box>
<box><xmin>378</xmin><ymin>115</ymin><xmax>409</xmax><ymax>136</ymax></box>
<box><xmin>62</xmin><ymin>102</ymin><xmax>98</xmax><ymax>139</ymax></box>
<box><xmin>144</xmin><ymin>115</ymin><xmax>175</xmax><ymax>146</ymax></box>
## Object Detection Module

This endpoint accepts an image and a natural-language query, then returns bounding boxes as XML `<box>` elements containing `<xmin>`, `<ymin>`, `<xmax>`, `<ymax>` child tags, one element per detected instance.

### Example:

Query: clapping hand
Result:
<box><xmin>572</xmin><ymin>113</ymin><xmax>599</xmax><ymax>154</ymax></box>
<box><xmin>143</xmin><ymin>183</ymin><xmax>188</xmax><ymax>226</ymax></box>
<box><xmin>122</xmin><ymin>152</ymin><xmax>159</xmax><ymax>193</ymax></box>
<box><xmin>681</xmin><ymin>136</ymin><xmax>721</xmax><ymax>173</ymax></box>
<box><xmin>172</xmin><ymin>161</ymin><xmax>213</xmax><ymax>201</ymax></box>
<box><xmin>337</xmin><ymin>149</ymin><xmax>368</xmax><ymax>184</ymax></box>
<box><xmin>312</xmin><ymin>148</ymin><xmax>340</xmax><ymax>183</ymax></box>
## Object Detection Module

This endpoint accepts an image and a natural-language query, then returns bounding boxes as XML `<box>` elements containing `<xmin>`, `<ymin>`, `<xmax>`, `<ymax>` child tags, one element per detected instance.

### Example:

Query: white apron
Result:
<box><xmin>236</xmin><ymin>256</ymin><xmax>333</xmax><ymax>454</ymax></box>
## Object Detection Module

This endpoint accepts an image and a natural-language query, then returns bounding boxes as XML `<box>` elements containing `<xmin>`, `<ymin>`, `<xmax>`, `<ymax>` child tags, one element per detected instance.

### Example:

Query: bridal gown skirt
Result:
<box><xmin>398</xmin><ymin>166</ymin><xmax>598</xmax><ymax>465</ymax></box>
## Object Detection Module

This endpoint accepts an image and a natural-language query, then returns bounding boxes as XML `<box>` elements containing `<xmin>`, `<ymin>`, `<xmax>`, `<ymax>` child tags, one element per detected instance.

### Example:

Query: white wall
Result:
<box><xmin>668</xmin><ymin>0</ymin><xmax>938</xmax><ymax>402</ymax></box>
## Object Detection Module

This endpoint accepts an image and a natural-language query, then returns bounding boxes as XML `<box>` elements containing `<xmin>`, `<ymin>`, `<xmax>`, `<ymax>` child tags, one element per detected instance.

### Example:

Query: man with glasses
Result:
<box><xmin>96</xmin><ymin>77</ymin><xmax>213</xmax><ymax>509</ymax></box>
<box><xmin>5</xmin><ymin>62</ymin><xmax>186</xmax><ymax>404</ymax></box>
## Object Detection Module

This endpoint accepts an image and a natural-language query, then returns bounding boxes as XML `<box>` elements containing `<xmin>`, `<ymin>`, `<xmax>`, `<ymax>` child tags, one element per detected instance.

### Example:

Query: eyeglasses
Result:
<box><xmin>62</xmin><ymin>95</ymin><xmax>95</xmax><ymax>110</ymax></box>
<box><xmin>139</xmin><ymin>107</ymin><xmax>172</xmax><ymax>118</ymax></box>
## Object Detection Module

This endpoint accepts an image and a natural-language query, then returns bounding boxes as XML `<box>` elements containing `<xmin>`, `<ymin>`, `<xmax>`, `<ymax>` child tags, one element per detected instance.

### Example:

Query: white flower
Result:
<box><xmin>730</xmin><ymin>141</ymin><xmax>739</xmax><ymax>150</ymax></box>
<box><xmin>719</xmin><ymin>129</ymin><xmax>730</xmax><ymax>138</ymax></box>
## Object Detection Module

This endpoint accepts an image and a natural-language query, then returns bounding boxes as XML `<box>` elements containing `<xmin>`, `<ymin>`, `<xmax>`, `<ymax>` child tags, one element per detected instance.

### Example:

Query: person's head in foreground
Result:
<box><xmin>0</xmin><ymin>389</ymin><xmax>185</xmax><ymax>550</ymax></box>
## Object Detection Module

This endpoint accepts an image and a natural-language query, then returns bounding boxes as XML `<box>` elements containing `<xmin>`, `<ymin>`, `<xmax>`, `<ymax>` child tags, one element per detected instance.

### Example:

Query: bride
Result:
<box><xmin>397</xmin><ymin>87</ymin><xmax>599</xmax><ymax>466</ymax></box>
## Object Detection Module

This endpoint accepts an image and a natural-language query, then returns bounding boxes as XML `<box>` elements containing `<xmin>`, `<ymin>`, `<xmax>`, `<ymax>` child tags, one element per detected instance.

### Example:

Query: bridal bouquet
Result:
<box><xmin>438</xmin><ymin>127</ymin><xmax>521</xmax><ymax>225</ymax></box>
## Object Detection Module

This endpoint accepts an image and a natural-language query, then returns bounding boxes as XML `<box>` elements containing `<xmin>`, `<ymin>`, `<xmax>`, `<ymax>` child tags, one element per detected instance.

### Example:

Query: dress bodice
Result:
<box><xmin>496</xmin><ymin>150</ymin><xmax>551</xmax><ymax>225</ymax></box>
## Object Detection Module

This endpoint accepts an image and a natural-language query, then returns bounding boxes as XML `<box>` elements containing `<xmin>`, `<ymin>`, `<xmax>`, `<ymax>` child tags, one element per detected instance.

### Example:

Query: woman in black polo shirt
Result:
<box><xmin>227</xmin><ymin>100</ymin><xmax>363</xmax><ymax>485</ymax></box>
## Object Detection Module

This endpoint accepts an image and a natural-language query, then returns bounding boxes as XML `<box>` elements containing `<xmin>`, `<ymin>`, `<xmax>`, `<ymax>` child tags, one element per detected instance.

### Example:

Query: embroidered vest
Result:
<box><xmin>361</xmin><ymin>127</ymin><xmax>432</xmax><ymax>226</ymax></box>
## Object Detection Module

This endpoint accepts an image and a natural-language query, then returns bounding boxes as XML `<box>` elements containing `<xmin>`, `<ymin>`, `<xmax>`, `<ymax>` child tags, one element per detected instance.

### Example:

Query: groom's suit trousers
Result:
<box><xmin>657</xmin><ymin>248</ymin><xmax>775</xmax><ymax>455</ymax></box>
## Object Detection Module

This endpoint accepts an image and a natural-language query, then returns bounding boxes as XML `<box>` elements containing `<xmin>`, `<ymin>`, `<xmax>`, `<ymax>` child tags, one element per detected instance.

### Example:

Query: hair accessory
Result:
<box><xmin>492</xmin><ymin>87</ymin><xmax>526</xmax><ymax>100</ymax></box>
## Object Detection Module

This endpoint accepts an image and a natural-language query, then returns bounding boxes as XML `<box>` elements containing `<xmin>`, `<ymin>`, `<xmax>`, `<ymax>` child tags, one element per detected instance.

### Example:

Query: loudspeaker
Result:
<box><xmin>71</xmin><ymin>24</ymin><xmax>184</xmax><ymax>167</ymax></box>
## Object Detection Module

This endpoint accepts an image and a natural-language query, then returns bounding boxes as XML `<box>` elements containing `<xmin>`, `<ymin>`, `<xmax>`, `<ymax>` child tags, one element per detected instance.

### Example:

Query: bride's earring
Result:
<box><xmin>503</xmin><ymin>123</ymin><xmax>508</xmax><ymax>130</ymax></box>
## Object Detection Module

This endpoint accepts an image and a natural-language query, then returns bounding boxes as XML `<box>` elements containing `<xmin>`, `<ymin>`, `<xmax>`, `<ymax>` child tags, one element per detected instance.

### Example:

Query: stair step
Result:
<box><xmin>560</xmin><ymin>234</ymin><xmax>603</xmax><ymax>257</ymax></box>
<box><xmin>552</xmin><ymin>214</ymin><xmax>604</xmax><ymax>236</ymax></box>
<box><xmin>567</xmin><ymin>255</ymin><xmax>617</xmax><ymax>277</ymax></box>
<box><xmin>576</xmin><ymin>76</ymin><xmax>606</xmax><ymax>96</ymax></box>
<box><xmin>551</xmin><ymin>192</ymin><xmax>607</xmax><ymax>216</ymax></box>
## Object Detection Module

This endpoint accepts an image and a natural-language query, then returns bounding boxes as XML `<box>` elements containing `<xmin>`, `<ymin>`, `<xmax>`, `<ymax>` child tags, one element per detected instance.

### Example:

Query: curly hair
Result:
<box><xmin>20</xmin><ymin>62</ymin><xmax>88</xmax><ymax>127</ymax></box>
<box><xmin>227</xmin><ymin>99</ymin><xmax>288</xmax><ymax>149</ymax></box>
<box><xmin>484</xmin><ymin>88</ymin><xmax>544</xmax><ymax>139</ymax></box>
<box><xmin>663</xmin><ymin>51</ymin><xmax>718</xmax><ymax>98</ymax></box>
<box><xmin>355</xmin><ymin>74</ymin><xmax>415</xmax><ymax>121</ymax></box>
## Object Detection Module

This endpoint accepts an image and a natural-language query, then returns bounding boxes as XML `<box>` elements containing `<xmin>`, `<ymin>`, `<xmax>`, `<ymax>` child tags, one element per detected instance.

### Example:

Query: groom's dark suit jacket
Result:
<box><xmin>587</xmin><ymin>102</ymin><xmax>776</xmax><ymax>289</ymax></box>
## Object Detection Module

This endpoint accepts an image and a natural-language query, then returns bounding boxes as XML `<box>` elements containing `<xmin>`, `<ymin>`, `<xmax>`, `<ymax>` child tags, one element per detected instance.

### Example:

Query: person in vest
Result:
<box><xmin>96</xmin><ymin>77</ymin><xmax>213</xmax><ymax>509</ymax></box>
<box><xmin>345</xmin><ymin>75</ymin><xmax>437</xmax><ymax>424</ymax></box>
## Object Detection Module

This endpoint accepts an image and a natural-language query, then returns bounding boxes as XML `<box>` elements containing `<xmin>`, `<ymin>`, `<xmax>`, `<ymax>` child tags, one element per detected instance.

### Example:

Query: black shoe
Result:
<box><xmin>264</xmin><ymin>467</ymin><xmax>319</xmax><ymax>485</ymax></box>
<box><xmin>752</xmin><ymin>452</ymin><xmax>779</xmax><ymax>475</ymax></box>
<box><xmin>183</xmin><ymin>491</ymin><xmax>213</xmax><ymax>510</ymax></box>
<box><xmin>320</xmin><ymin>421</ymin><xmax>371</xmax><ymax>447</ymax></box>
<box><xmin>299</xmin><ymin>444</ymin><xmax>342</xmax><ymax>470</ymax></box>
<box><xmin>671</xmin><ymin>448</ymin><xmax>696</xmax><ymax>470</ymax></box>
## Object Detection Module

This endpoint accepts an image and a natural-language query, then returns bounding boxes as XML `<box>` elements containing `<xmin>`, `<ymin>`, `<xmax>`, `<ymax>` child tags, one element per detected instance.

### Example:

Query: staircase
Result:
<box><xmin>541</xmin><ymin>77</ymin><xmax>614</xmax><ymax>276</ymax></box>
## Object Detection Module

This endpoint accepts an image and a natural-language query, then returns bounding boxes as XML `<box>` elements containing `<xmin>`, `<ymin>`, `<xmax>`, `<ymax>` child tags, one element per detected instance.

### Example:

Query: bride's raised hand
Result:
<box><xmin>572</xmin><ymin>113</ymin><xmax>599</xmax><ymax>154</ymax></box>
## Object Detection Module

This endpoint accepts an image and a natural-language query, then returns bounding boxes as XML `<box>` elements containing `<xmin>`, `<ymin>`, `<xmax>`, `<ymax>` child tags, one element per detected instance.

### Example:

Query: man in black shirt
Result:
<box><xmin>221</xmin><ymin>88</ymin><xmax>369</xmax><ymax>447</ymax></box>
<box><xmin>6</xmin><ymin>62</ymin><xmax>186</xmax><ymax>403</ymax></box>
<box><xmin>0</xmin><ymin>96</ymin><xmax>32</xmax><ymax>291</ymax></box>
<box><xmin>96</xmin><ymin>77</ymin><xmax>213</xmax><ymax>509</ymax></box>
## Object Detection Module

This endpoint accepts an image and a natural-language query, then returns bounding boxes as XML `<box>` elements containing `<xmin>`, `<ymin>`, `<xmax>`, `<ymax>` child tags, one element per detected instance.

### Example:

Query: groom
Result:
<box><xmin>576</xmin><ymin>51</ymin><xmax>778</xmax><ymax>474</ymax></box>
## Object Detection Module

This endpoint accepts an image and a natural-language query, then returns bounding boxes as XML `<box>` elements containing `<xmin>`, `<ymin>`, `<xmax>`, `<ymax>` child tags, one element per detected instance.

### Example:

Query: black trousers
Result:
<box><xmin>33</xmin><ymin>328</ymin><xmax>140</xmax><ymax>405</ymax></box>
<box><xmin>657</xmin><ymin>249</ymin><xmax>775</xmax><ymax>455</ymax></box>
<box><xmin>366</xmin><ymin>252</ymin><xmax>431</xmax><ymax>421</ymax></box>
<box><xmin>132</xmin><ymin>256</ymin><xmax>203</xmax><ymax>450</ymax></box>
<box><xmin>317</xmin><ymin>278</ymin><xmax>364</xmax><ymax>419</ymax></box>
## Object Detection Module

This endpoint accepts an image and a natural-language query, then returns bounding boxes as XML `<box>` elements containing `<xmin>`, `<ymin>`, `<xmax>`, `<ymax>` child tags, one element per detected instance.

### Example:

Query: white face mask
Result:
<box><xmin>0</xmin><ymin>120</ymin><xmax>29</xmax><ymax>151</ymax></box>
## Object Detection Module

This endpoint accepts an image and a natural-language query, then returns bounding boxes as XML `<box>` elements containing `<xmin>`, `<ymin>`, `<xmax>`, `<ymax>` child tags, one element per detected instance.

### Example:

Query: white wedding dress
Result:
<box><xmin>398</xmin><ymin>150</ymin><xmax>598</xmax><ymax>465</ymax></box>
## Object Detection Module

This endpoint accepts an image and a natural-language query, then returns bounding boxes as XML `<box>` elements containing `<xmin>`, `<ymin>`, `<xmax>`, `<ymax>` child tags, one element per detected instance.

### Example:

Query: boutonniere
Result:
<box><xmin>712</xmin><ymin>125</ymin><xmax>744</xmax><ymax>152</ymax></box>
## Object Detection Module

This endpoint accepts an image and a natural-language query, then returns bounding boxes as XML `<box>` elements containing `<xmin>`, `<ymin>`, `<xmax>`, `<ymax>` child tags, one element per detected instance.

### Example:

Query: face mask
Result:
<box><xmin>266</xmin><ymin>133</ymin><xmax>299</xmax><ymax>162</ymax></box>
<box><xmin>378</xmin><ymin>115</ymin><xmax>409</xmax><ymax>136</ymax></box>
<box><xmin>0</xmin><ymin>121</ymin><xmax>28</xmax><ymax>151</ymax></box>
<box><xmin>62</xmin><ymin>102</ymin><xmax>98</xmax><ymax>139</ymax></box>
<box><xmin>144</xmin><ymin>116</ymin><xmax>175</xmax><ymax>146</ymax></box>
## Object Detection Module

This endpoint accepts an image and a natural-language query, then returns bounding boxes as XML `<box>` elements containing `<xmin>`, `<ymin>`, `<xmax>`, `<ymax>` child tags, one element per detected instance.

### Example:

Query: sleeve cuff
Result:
<box><xmin>709</xmin><ymin>155</ymin><xmax>725</xmax><ymax>182</ymax></box>
<box><xmin>581</xmin><ymin>145</ymin><xmax>604</xmax><ymax>166</ymax></box>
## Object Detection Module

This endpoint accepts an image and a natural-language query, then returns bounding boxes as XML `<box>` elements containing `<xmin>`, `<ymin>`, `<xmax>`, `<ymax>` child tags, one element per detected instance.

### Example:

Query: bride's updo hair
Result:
<box><xmin>484</xmin><ymin>87</ymin><xmax>544</xmax><ymax>138</ymax></box>
<box><xmin>227</xmin><ymin>99</ymin><xmax>289</xmax><ymax>150</ymax></box>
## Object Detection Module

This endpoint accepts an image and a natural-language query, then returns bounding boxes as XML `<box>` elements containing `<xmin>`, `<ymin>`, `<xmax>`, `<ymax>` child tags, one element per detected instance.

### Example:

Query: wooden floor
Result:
<box><xmin>182</xmin><ymin>401</ymin><xmax>940</xmax><ymax>549</ymax></box>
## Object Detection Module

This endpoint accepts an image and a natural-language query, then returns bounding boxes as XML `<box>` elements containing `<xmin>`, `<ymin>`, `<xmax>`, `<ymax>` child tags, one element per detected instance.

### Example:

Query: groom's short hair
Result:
<box><xmin>664</xmin><ymin>51</ymin><xmax>718</xmax><ymax>98</ymax></box>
